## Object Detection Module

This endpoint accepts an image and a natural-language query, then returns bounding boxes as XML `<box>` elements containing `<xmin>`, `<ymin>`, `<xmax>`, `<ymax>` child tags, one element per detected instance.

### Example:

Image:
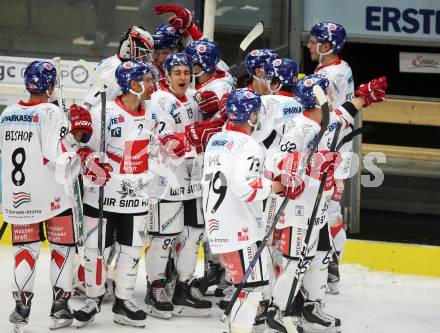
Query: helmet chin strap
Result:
<box><xmin>192</xmin><ymin>70</ymin><xmax>204</xmax><ymax>78</ymax></box>
<box><xmin>316</xmin><ymin>42</ymin><xmax>333</xmax><ymax>65</ymax></box>
<box><xmin>165</xmin><ymin>73</ymin><xmax>179</xmax><ymax>95</ymax></box>
<box><xmin>46</xmin><ymin>89</ymin><xmax>56</xmax><ymax>102</ymax></box>
<box><xmin>266</xmin><ymin>79</ymin><xmax>282</xmax><ymax>94</ymax></box>
<box><xmin>129</xmin><ymin>82</ymin><xmax>145</xmax><ymax>100</ymax></box>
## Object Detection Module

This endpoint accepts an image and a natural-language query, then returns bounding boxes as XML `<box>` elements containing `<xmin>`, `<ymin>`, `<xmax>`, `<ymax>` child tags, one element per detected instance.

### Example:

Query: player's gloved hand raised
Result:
<box><xmin>155</xmin><ymin>4</ymin><xmax>193</xmax><ymax>30</ymax></box>
<box><xmin>185</xmin><ymin>117</ymin><xmax>225</xmax><ymax>153</ymax></box>
<box><xmin>69</xmin><ymin>104</ymin><xmax>93</xmax><ymax>143</ymax></box>
<box><xmin>154</xmin><ymin>4</ymin><xmax>203</xmax><ymax>40</ymax></box>
<box><xmin>77</xmin><ymin>148</ymin><xmax>113</xmax><ymax>186</ymax></box>
<box><xmin>355</xmin><ymin>76</ymin><xmax>388</xmax><ymax>107</ymax></box>
<box><xmin>195</xmin><ymin>91</ymin><xmax>219</xmax><ymax>115</ymax></box>
<box><xmin>159</xmin><ymin>133</ymin><xmax>189</xmax><ymax>158</ymax></box>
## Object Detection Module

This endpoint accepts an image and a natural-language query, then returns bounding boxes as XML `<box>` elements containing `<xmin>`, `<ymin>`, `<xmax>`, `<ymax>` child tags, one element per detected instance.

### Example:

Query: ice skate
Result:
<box><xmin>10</xmin><ymin>291</ymin><xmax>33</xmax><ymax>333</ymax></box>
<box><xmin>300</xmin><ymin>300</ymin><xmax>341</xmax><ymax>333</ymax></box>
<box><xmin>49</xmin><ymin>297</ymin><xmax>74</xmax><ymax>329</ymax></box>
<box><xmin>172</xmin><ymin>278</ymin><xmax>212</xmax><ymax>317</ymax></box>
<box><xmin>266</xmin><ymin>307</ymin><xmax>303</xmax><ymax>333</ymax></box>
<box><xmin>74</xmin><ymin>296</ymin><xmax>103</xmax><ymax>328</ymax></box>
<box><xmin>112</xmin><ymin>297</ymin><xmax>147</xmax><ymax>327</ymax></box>
<box><xmin>145</xmin><ymin>279</ymin><xmax>173</xmax><ymax>319</ymax></box>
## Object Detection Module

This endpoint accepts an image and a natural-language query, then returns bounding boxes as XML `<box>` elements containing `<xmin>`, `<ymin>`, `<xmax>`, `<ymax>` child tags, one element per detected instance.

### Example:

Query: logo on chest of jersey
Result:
<box><xmin>208</xmin><ymin>219</ymin><xmax>220</xmax><ymax>235</ymax></box>
<box><xmin>12</xmin><ymin>192</ymin><xmax>31</xmax><ymax>208</ymax></box>
<box><xmin>111</xmin><ymin>127</ymin><xmax>121</xmax><ymax>137</ymax></box>
<box><xmin>1</xmin><ymin>114</ymin><xmax>39</xmax><ymax>124</ymax></box>
<box><xmin>237</xmin><ymin>227</ymin><xmax>249</xmax><ymax>241</ymax></box>
<box><xmin>50</xmin><ymin>197</ymin><xmax>61</xmax><ymax>211</ymax></box>
<box><xmin>108</xmin><ymin>115</ymin><xmax>125</xmax><ymax>128</ymax></box>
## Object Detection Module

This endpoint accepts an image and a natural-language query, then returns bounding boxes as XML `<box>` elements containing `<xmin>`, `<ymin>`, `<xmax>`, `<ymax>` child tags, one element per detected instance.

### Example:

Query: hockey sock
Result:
<box><xmin>13</xmin><ymin>242</ymin><xmax>41</xmax><ymax>293</ymax></box>
<box><xmin>50</xmin><ymin>244</ymin><xmax>75</xmax><ymax>292</ymax></box>
<box><xmin>145</xmin><ymin>235</ymin><xmax>175</xmax><ymax>281</ymax></box>
<box><xmin>230</xmin><ymin>287</ymin><xmax>264</xmax><ymax>333</ymax></box>
<box><xmin>175</xmin><ymin>226</ymin><xmax>203</xmax><ymax>282</ymax></box>
<box><xmin>302</xmin><ymin>250</ymin><xmax>330</xmax><ymax>301</ymax></box>
<box><xmin>114</xmin><ymin>244</ymin><xmax>142</xmax><ymax>300</ymax></box>
<box><xmin>330</xmin><ymin>223</ymin><xmax>347</xmax><ymax>255</ymax></box>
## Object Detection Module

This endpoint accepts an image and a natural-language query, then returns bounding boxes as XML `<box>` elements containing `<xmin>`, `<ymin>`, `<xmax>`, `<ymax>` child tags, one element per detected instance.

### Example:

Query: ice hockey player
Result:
<box><xmin>0</xmin><ymin>60</ymin><xmax>93</xmax><ymax>332</ymax></box>
<box><xmin>82</xmin><ymin>26</ymin><xmax>154</xmax><ymax>110</ymax></box>
<box><xmin>202</xmin><ymin>89</ymin><xmax>288</xmax><ymax>333</ymax></box>
<box><xmin>150</xmin><ymin>3</ymin><xmax>205</xmax><ymax>88</ymax></box>
<box><xmin>265</xmin><ymin>73</ymin><xmax>387</xmax><ymax>333</ymax></box>
<box><xmin>150</xmin><ymin>24</ymin><xmax>184</xmax><ymax>89</ymax></box>
<box><xmin>145</xmin><ymin>52</ymin><xmax>221</xmax><ymax>318</ymax></box>
<box><xmin>245</xmin><ymin>49</ymin><xmax>278</xmax><ymax>94</ymax></box>
<box><xmin>73</xmin><ymin>60</ymin><xmax>156</xmax><ymax>328</ymax></box>
<box><xmin>306</xmin><ymin>21</ymin><xmax>354</xmax><ymax>295</ymax></box>
<box><xmin>186</xmin><ymin>39</ymin><xmax>234</xmax><ymax>119</ymax></box>
<box><xmin>184</xmin><ymin>38</ymin><xmax>234</xmax><ymax>295</ymax></box>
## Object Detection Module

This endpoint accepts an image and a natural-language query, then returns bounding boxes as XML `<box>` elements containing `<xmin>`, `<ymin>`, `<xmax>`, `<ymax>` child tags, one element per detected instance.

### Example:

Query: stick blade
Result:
<box><xmin>239</xmin><ymin>21</ymin><xmax>264</xmax><ymax>52</ymax></box>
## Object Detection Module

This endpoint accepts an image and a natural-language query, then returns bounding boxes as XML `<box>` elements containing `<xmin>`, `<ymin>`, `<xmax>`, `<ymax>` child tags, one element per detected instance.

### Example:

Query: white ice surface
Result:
<box><xmin>0</xmin><ymin>246</ymin><xmax>439</xmax><ymax>333</ymax></box>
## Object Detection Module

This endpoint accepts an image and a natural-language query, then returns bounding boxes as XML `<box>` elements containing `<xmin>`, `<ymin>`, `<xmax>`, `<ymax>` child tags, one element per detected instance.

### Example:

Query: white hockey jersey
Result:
<box><xmin>83</xmin><ymin>55</ymin><xmax>122</xmax><ymax>110</ymax></box>
<box><xmin>0</xmin><ymin>101</ymin><xmax>74</xmax><ymax>224</ymax></box>
<box><xmin>149</xmin><ymin>87</ymin><xmax>202</xmax><ymax>201</ymax></box>
<box><xmin>82</xmin><ymin>96</ymin><xmax>156</xmax><ymax>214</ymax></box>
<box><xmin>266</xmin><ymin>112</ymin><xmax>331</xmax><ymax>230</ymax></box>
<box><xmin>252</xmin><ymin>93</ymin><xmax>304</xmax><ymax>149</ymax></box>
<box><xmin>195</xmin><ymin>70</ymin><xmax>234</xmax><ymax>101</ymax></box>
<box><xmin>315</xmin><ymin>59</ymin><xmax>354</xmax><ymax>109</ymax></box>
<box><xmin>202</xmin><ymin>126</ymin><xmax>272</xmax><ymax>253</ymax></box>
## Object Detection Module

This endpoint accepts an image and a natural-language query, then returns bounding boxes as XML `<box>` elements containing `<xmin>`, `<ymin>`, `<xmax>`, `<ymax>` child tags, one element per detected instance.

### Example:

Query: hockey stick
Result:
<box><xmin>53</xmin><ymin>57</ymin><xmax>85</xmax><ymax>248</ymax></box>
<box><xmin>0</xmin><ymin>221</ymin><xmax>8</xmax><ymax>240</ymax></box>
<box><xmin>78</xmin><ymin>59</ymin><xmax>106</xmax><ymax>286</ymax></box>
<box><xmin>335</xmin><ymin>125</ymin><xmax>374</xmax><ymax>152</ymax></box>
<box><xmin>230</xmin><ymin>21</ymin><xmax>264</xmax><ymax>78</ymax></box>
<box><xmin>284</xmin><ymin>101</ymin><xmax>342</xmax><ymax>324</ymax></box>
<box><xmin>221</xmin><ymin>85</ymin><xmax>331</xmax><ymax>323</ymax></box>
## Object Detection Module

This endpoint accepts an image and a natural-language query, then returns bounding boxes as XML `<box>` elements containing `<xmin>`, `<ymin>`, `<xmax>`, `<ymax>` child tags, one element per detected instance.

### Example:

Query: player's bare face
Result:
<box><xmin>155</xmin><ymin>48</ymin><xmax>173</xmax><ymax>66</ymax></box>
<box><xmin>170</xmin><ymin>65</ymin><xmax>191</xmax><ymax>97</ymax></box>
<box><xmin>253</xmin><ymin>68</ymin><xmax>270</xmax><ymax>95</ymax></box>
<box><xmin>307</xmin><ymin>36</ymin><xmax>319</xmax><ymax>61</ymax></box>
<box><xmin>142</xmin><ymin>74</ymin><xmax>154</xmax><ymax>99</ymax></box>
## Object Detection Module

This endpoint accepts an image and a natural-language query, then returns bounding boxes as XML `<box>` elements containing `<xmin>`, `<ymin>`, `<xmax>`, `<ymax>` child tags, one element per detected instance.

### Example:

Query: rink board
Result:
<box><xmin>1</xmin><ymin>214</ymin><xmax>439</xmax><ymax>277</ymax></box>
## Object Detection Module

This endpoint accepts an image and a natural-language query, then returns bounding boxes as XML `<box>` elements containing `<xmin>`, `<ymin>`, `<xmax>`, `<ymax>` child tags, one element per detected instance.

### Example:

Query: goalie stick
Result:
<box><xmin>78</xmin><ymin>59</ymin><xmax>106</xmax><ymax>286</ymax></box>
<box><xmin>53</xmin><ymin>57</ymin><xmax>85</xmax><ymax>248</ymax></box>
<box><xmin>221</xmin><ymin>85</ymin><xmax>330</xmax><ymax>325</ymax></box>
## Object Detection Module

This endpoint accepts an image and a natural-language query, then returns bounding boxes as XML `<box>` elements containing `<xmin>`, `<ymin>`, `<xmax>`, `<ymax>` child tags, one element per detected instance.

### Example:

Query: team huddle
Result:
<box><xmin>0</xmin><ymin>4</ymin><xmax>388</xmax><ymax>333</ymax></box>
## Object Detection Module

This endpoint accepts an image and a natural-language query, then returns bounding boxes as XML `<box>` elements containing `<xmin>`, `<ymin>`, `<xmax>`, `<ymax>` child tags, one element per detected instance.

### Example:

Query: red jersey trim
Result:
<box><xmin>195</xmin><ymin>71</ymin><xmax>227</xmax><ymax>90</ymax></box>
<box><xmin>303</xmin><ymin>111</ymin><xmax>322</xmax><ymax>126</ymax></box>
<box><xmin>19</xmin><ymin>100</ymin><xmax>45</xmax><ymax>107</ymax></box>
<box><xmin>315</xmin><ymin>58</ymin><xmax>342</xmax><ymax>72</ymax></box>
<box><xmin>115</xmin><ymin>96</ymin><xmax>145</xmax><ymax>117</ymax></box>
<box><xmin>225</xmin><ymin>121</ymin><xmax>248</xmax><ymax>135</ymax></box>
<box><xmin>160</xmin><ymin>86</ymin><xmax>188</xmax><ymax>103</ymax></box>
<box><xmin>276</xmin><ymin>91</ymin><xmax>294</xmax><ymax>97</ymax></box>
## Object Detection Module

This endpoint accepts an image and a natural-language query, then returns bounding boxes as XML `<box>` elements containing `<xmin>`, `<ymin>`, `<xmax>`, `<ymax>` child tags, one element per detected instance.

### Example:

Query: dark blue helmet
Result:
<box><xmin>115</xmin><ymin>60</ymin><xmax>151</xmax><ymax>92</ymax></box>
<box><xmin>24</xmin><ymin>61</ymin><xmax>56</xmax><ymax>93</ymax></box>
<box><xmin>295</xmin><ymin>74</ymin><xmax>330</xmax><ymax>109</ymax></box>
<box><xmin>185</xmin><ymin>39</ymin><xmax>220</xmax><ymax>73</ymax></box>
<box><xmin>310</xmin><ymin>22</ymin><xmax>347</xmax><ymax>54</ymax></box>
<box><xmin>163</xmin><ymin>52</ymin><xmax>192</xmax><ymax>74</ymax></box>
<box><xmin>245</xmin><ymin>49</ymin><xmax>277</xmax><ymax>75</ymax></box>
<box><xmin>264</xmin><ymin>57</ymin><xmax>298</xmax><ymax>87</ymax></box>
<box><xmin>152</xmin><ymin>24</ymin><xmax>182</xmax><ymax>50</ymax></box>
<box><xmin>226</xmin><ymin>89</ymin><xmax>261</xmax><ymax>123</ymax></box>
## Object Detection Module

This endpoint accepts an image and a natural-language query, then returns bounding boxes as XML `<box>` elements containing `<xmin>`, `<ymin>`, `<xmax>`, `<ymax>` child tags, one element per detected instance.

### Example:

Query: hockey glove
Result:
<box><xmin>306</xmin><ymin>151</ymin><xmax>342</xmax><ymax>190</ymax></box>
<box><xmin>274</xmin><ymin>152</ymin><xmax>306</xmax><ymax>200</ymax></box>
<box><xmin>195</xmin><ymin>91</ymin><xmax>220</xmax><ymax>116</ymax></box>
<box><xmin>355</xmin><ymin>76</ymin><xmax>388</xmax><ymax>107</ymax></box>
<box><xmin>154</xmin><ymin>4</ymin><xmax>203</xmax><ymax>40</ymax></box>
<box><xmin>185</xmin><ymin>117</ymin><xmax>225</xmax><ymax>153</ymax></box>
<box><xmin>159</xmin><ymin>133</ymin><xmax>189</xmax><ymax>158</ymax></box>
<box><xmin>69</xmin><ymin>104</ymin><xmax>93</xmax><ymax>143</ymax></box>
<box><xmin>219</xmin><ymin>93</ymin><xmax>230</xmax><ymax>120</ymax></box>
<box><xmin>77</xmin><ymin>148</ymin><xmax>112</xmax><ymax>186</ymax></box>
<box><xmin>331</xmin><ymin>179</ymin><xmax>345</xmax><ymax>202</ymax></box>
